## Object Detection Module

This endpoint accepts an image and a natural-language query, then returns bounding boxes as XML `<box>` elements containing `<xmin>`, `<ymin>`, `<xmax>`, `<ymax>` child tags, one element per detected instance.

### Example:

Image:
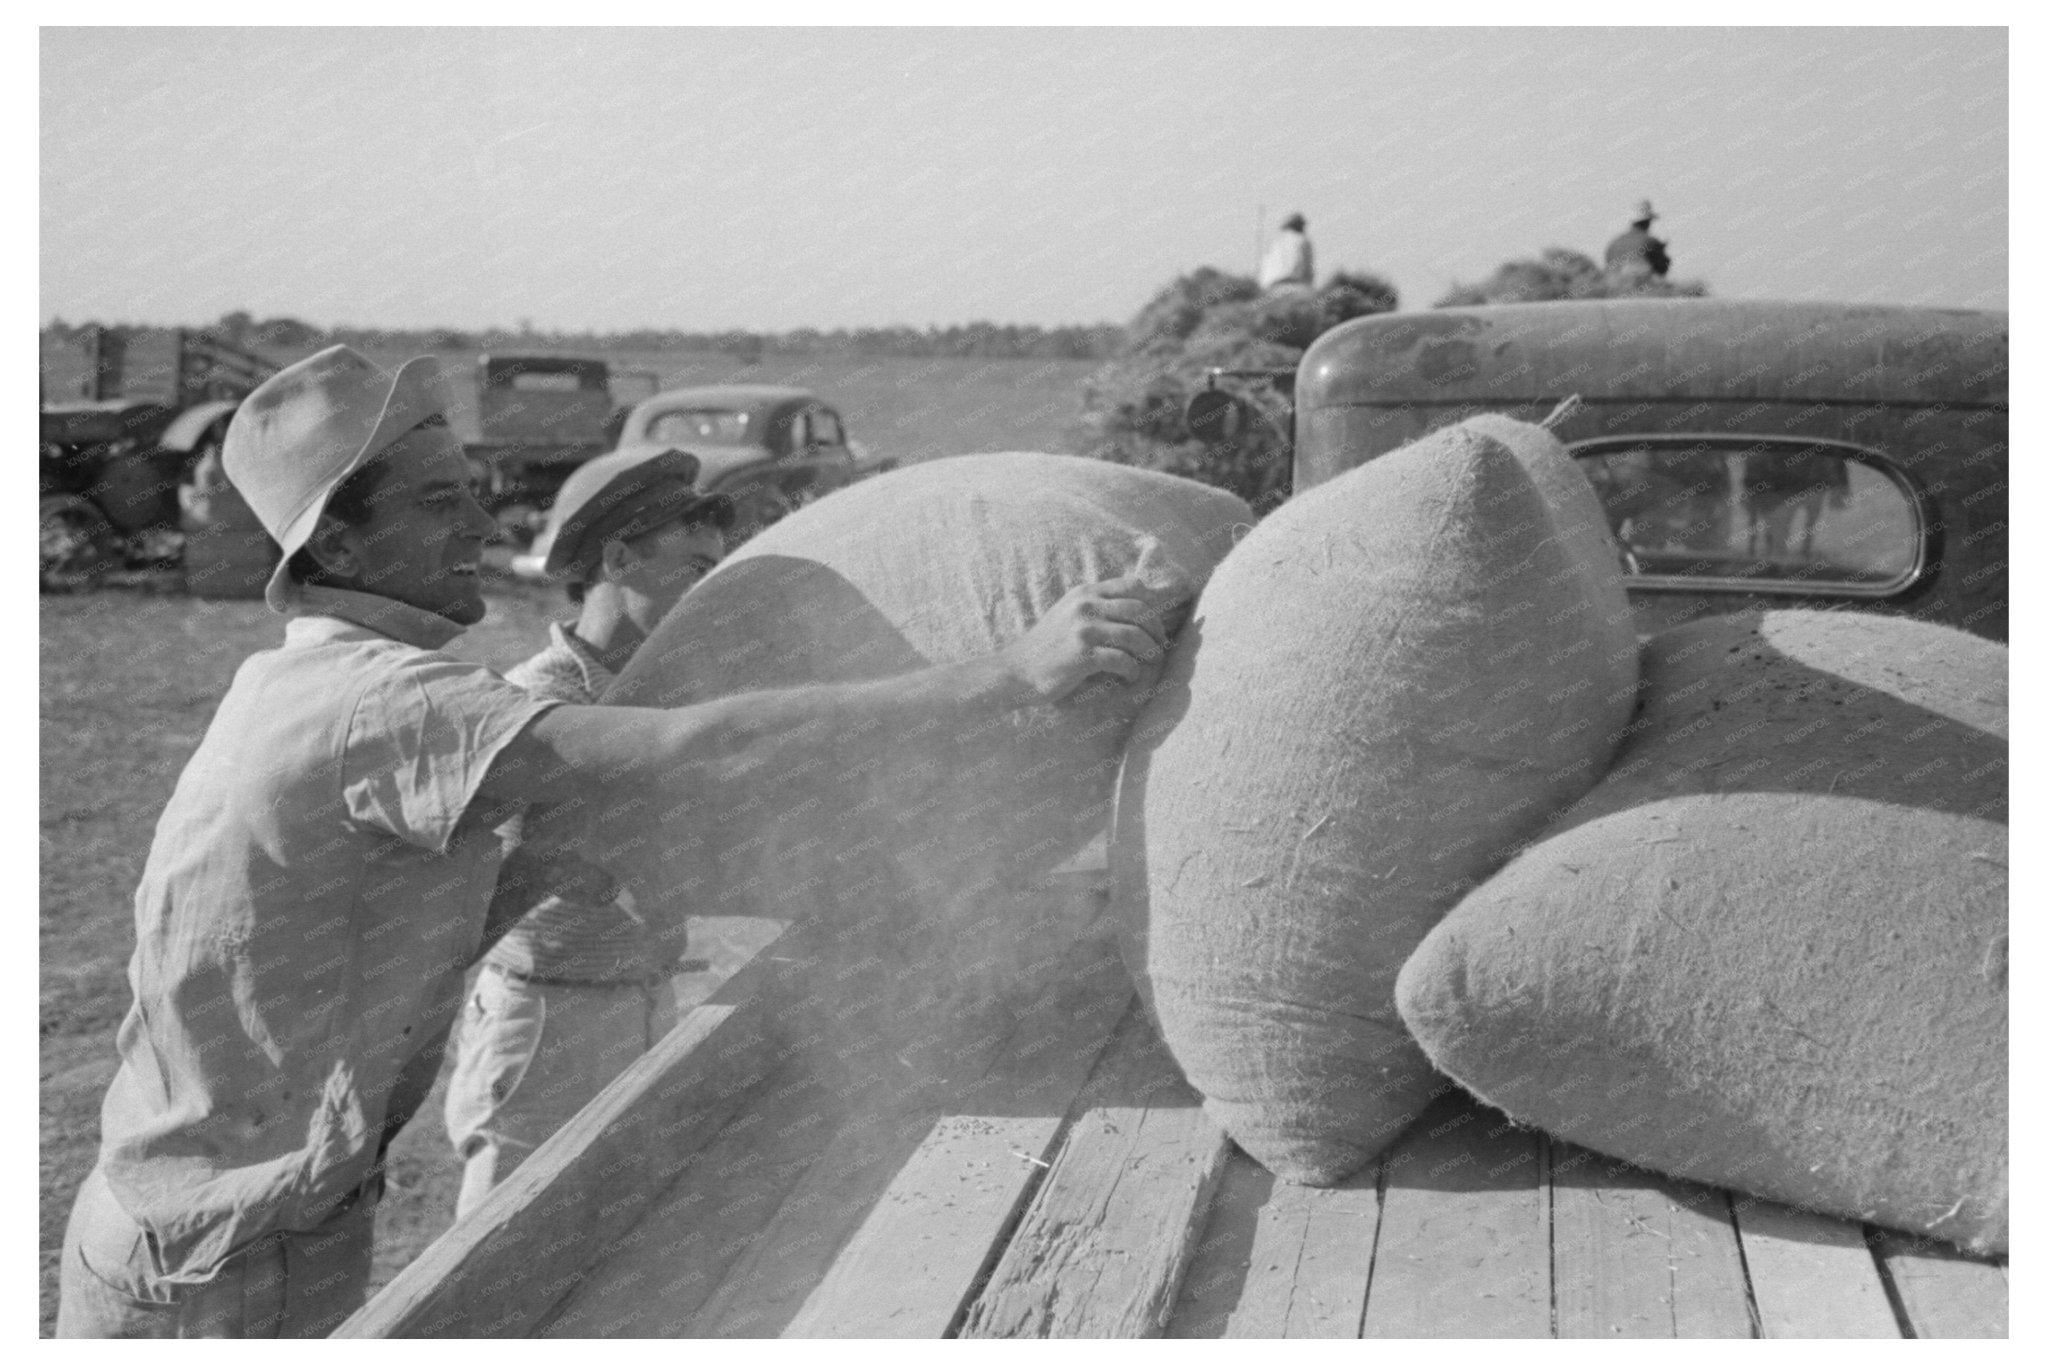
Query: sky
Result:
<box><xmin>39</xmin><ymin>25</ymin><xmax>2008</xmax><ymax>333</ymax></box>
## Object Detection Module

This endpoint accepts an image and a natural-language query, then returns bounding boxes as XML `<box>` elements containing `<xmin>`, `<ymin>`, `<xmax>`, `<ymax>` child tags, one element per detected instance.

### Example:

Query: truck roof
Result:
<box><xmin>1298</xmin><ymin>300</ymin><xmax>2008</xmax><ymax>411</ymax></box>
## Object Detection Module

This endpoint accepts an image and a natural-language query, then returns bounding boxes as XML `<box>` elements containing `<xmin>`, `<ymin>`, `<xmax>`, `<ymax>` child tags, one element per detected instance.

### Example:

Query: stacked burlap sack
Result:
<box><xmin>1111</xmin><ymin>413</ymin><xmax>1642</xmax><ymax>1182</ymax></box>
<box><xmin>549</xmin><ymin>453</ymin><xmax>1252</xmax><ymax>1096</ymax></box>
<box><xmin>530</xmin><ymin>418</ymin><xmax>2005</xmax><ymax>1253</ymax></box>
<box><xmin>1112</xmin><ymin>412</ymin><xmax>2007</xmax><ymax>1254</ymax></box>
<box><xmin>1395</xmin><ymin>608</ymin><xmax>2008</xmax><ymax>1254</ymax></box>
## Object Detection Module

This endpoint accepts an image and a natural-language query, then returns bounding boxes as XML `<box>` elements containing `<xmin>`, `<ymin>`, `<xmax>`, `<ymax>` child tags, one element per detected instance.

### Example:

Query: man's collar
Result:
<box><xmin>286</xmin><ymin>584</ymin><xmax>469</xmax><ymax>651</ymax></box>
<box><xmin>551</xmin><ymin>621</ymin><xmax>616</xmax><ymax>692</ymax></box>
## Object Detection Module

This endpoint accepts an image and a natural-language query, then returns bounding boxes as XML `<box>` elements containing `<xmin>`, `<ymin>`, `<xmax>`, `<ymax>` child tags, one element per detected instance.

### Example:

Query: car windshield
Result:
<box><xmin>648</xmin><ymin>408</ymin><xmax>751</xmax><ymax>445</ymax></box>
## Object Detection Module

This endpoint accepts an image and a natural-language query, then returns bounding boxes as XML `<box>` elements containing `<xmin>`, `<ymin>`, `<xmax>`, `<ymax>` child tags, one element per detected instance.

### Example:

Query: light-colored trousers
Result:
<box><xmin>56</xmin><ymin>1166</ymin><xmax>377</xmax><ymax>1338</ymax></box>
<box><xmin>443</xmin><ymin>965</ymin><xmax>677</xmax><ymax>1217</ymax></box>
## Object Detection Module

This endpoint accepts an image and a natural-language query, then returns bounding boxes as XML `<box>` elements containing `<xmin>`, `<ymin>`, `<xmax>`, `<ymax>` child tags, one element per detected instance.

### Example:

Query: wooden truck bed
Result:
<box><xmin>342</xmin><ymin>877</ymin><xmax>2006</xmax><ymax>1339</ymax></box>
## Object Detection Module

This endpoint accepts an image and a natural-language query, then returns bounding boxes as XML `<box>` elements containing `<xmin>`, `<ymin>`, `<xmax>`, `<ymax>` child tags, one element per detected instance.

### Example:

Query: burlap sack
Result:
<box><xmin>1114</xmin><ymin>416</ymin><xmax>1639</xmax><ymax>1184</ymax></box>
<box><xmin>1397</xmin><ymin>609</ymin><xmax>2008</xmax><ymax>1253</ymax></box>
<box><xmin>570</xmin><ymin>453</ymin><xmax>1249</xmax><ymax>1042</ymax></box>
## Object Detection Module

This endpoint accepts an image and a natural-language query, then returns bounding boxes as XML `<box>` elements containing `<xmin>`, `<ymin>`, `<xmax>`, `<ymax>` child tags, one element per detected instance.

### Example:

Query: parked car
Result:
<box><xmin>465</xmin><ymin>353</ymin><xmax>661</xmax><ymax>544</ymax></box>
<box><xmin>606</xmin><ymin>384</ymin><xmax>894</xmax><ymax>539</ymax></box>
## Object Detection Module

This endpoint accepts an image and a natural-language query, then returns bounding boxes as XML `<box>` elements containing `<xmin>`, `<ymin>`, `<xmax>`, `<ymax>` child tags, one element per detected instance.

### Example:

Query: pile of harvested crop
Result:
<box><xmin>1397</xmin><ymin>609</ymin><xmax>2009</xmax><ymax>1253</ymax></box>
<box><xmin>1113</xmin><ymin>415</ymin><xmax>1639</xmax><ymax>1184</ymax></box>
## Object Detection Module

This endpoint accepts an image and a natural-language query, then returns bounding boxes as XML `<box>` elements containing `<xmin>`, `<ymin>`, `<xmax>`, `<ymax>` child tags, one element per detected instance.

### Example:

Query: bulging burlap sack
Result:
<box><xmin>1397</xmin><ymin>609</ymin><xmax>2008</xmax><ymax>1253</ymax></box>
<box><xmin>1114</xmin><ymin>416</ymin><xmax>1639</xmax><ymax>1184</ymax></box>
<box><xmin>571</xmin><ymin>453</ymin><xmax>1249</xmax><ymax>1033</ymax></box>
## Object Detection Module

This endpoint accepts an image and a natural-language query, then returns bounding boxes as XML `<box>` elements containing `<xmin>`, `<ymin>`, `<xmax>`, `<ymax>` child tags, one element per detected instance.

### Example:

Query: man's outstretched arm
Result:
<box><xmin>474</xmin><ymin>570</ymin><xmax>1188</xmax><ymax>810</ymax></box>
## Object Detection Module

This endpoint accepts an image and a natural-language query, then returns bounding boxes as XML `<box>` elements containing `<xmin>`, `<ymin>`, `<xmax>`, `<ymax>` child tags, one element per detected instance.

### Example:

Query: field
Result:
<box><xmin>37</xmin><ymin>351</ymin><xmax>1099</xmax><ymax>1337</ymax></box>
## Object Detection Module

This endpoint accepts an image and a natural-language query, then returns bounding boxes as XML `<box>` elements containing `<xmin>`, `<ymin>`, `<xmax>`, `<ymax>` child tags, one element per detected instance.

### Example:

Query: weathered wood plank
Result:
<box><xmin>336</xmin><ymin>922</ymin><xmax>795</xmax><ymax>1338</ymax></box>
<box><xmin>1733</xmin><ymin>1199</ymin><xmax>1901</xmax><ymax>1338</ymax></box>
<box><xmin>781</xmin><ymin>928</ymin><xmax>1134</xmax><ymax>1338</ymax></box>
<box><xmin>1361</xmin><ymin>1094</ymin><xmax>1550</xmax><ymax>1338</ymax></box>
<box><xmin>681</xmin><ymin>886</ymin><xmax>1125</xmax><ymax>1337</ymax></box>
<box><xmin>529</xmin><ymin>1065</ymin><xmax>840</xmax><ymax>1336</ymax></box>
<box><xmin>1550</xmin><ymin>1144</ymin><xmax>1753</xmax><ymax>1338</ymax></box>
<box><xmin>1870</xmin><ymin>1230</ymin><xmax>2008</xmax><ymax>1339</ymax></box>
<box><xmin>1165</xmin><ymin>1153</ymin><xmax>1275</xmax><ymax>1339</ymax></box>
<box><xmin>689</xmin><ymin>1096</ymin><xmax>950</xmax><ymax>1337</ymax></box>
<box><xmin>957</xmin><ymin>1004</ymin><xmax>1233</xmax><ymax>1338</ymax></box>
<box><xmin>1166</xmin><ymin>1151</ymin><xmax>1380</xmax><ymax>1338</ymax></box>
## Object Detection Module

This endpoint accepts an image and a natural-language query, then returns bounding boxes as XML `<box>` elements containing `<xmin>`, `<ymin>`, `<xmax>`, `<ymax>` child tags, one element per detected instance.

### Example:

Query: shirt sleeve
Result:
<box><xmin>341</xmin><ymin>653</ymin><xmax>562</xmax><ymax>854</ymax></box>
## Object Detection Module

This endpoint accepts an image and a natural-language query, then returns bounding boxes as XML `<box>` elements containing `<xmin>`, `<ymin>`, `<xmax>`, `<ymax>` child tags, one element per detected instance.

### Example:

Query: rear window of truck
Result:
<box><xmin>1570</xmin><ymin>435</ymin><xmax>1927</xmax><ymax>597</ymax></box>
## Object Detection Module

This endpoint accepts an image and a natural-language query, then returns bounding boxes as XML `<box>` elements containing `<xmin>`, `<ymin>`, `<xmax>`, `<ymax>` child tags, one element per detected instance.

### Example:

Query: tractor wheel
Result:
<box><xmin>40</xmin><ymin>494</ymin><xmax>119</xmax><ymax>592</ymax></box>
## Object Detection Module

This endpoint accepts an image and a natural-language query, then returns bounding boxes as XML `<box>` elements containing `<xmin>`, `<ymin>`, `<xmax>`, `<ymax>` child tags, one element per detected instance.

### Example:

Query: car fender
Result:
<box><xmin>158</xmin><ymin>400</ymin><xmax>241</xmax><ymax>454</ymax></box>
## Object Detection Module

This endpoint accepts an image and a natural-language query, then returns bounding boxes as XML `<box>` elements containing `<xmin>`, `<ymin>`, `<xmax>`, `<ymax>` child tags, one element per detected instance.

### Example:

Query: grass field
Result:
<box><xmin>38</xmin><ymin>348</ymin><xmax>1100</xmax><ymax>1336</ymax></box>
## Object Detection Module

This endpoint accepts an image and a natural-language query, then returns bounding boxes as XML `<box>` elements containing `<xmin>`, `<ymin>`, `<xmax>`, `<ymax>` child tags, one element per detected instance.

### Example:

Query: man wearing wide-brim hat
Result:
<box><xmin>443</xmin><ymin>448</ymin><xmax>737</xmax><ymax>1217</ymax></box>
<box><xmin>57</xmin><ymin>345</ymin><xmax>1190</xmax><ymax>1338</ymax></box>
<box><xmin>1603</xmin><ymin>199</ymin><xmax>1672</xmax><ymax>281</ymax></box>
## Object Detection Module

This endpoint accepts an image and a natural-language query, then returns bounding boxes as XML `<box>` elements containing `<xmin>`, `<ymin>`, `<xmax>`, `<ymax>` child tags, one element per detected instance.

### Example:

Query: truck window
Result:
<box><xmin>649</xmin><ymin>409</ymin><xmax>750</xmax><ymax>444</ymax></box>
<box><xmin>1571</xmin><ymin>436</ymin><xmax>1924</xmax><ymax>597</ymax></box>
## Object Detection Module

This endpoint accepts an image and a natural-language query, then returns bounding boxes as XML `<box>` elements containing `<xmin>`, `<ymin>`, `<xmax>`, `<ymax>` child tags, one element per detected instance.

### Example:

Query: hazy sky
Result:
<box><xmin>40</xmin><ymin>26</ymin><xmax>2007</xmax><ymax>332</ymax></box>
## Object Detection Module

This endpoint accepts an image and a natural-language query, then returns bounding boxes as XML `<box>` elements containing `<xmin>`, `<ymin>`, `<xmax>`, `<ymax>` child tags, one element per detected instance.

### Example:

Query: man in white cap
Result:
<box><xmin>57</xmin><ymin>346</ymin><xmax>1186</xmax><ymax>1337</ymax></box>
<box><xmin>1257</xmin><ymin>212</ymin><xmax>1315</xmax><ymax>292</ymax></box>
<box><xmin>443</xmin><ymin>448</ymin><xmax>735</xmax><ymax>1215</ymax></box>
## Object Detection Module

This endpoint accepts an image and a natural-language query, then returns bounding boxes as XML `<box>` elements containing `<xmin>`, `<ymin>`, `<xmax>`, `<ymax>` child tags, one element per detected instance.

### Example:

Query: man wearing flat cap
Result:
<box><xmin>443</xmin><ymin>449</ymin><xmax>736</xmax><ymax>1216</ymax></box>
<box><xmin>58</xmin><ymin>346</ymin><xmax>1189</xmax><ymax>1337</ymax></box>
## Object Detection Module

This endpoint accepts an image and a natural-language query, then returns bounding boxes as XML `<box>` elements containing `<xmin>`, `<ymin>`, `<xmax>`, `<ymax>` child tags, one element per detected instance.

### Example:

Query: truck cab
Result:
<box><xmin>1294</xmin><ymin>300</ymin><xmax>2007</xmax><ymax>641</ymax></box>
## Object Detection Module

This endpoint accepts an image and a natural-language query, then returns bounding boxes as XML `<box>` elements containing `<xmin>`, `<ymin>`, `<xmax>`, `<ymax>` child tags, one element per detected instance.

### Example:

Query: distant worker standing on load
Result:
<box><xmin>1258</xmin><ymin>212</ymin><xmax>1315</xmax><ymax>292</ymax></box>
<box><xmin>1604</xmin><ymin>200</ymin><xmax>1672</xmax><ymax>282</ymax></box>
<box><xmin>442</xmin><ymin>449</ymin><xmax>735</xmax><ymax>1215</ymax></box>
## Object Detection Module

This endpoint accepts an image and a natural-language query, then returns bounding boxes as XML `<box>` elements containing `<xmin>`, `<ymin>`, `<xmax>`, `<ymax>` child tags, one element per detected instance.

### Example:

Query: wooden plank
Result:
<box><xmin>686</xmin><ymin>1094</ymin><xmax>947</xmax><ymax>1337</ymax></box>
<box><xmin>957</xmin><ymin>1005</ymin><xmax>1233</xmax><ymax>1338</ymax></box>
<box><xmin>335</xmin><ymin>922</ymin><xmax>795</xmax><ymax>1338</ymax></box>
<box><xmin>684</xmin><ymin>886</ymin><xmax>1127</xmax><ymax>1338</ymax></box>
<box><xmin>1870</xmin><ymin>1230</ymin><xmax>2008</xmax><ymax>1339</ymax></box>
<box><xmin>1733</xmin><ymin>1198</ymin><xmax>1901</xmax><ymax>1338</ymax></box>
<box><xmin>1361</xmin><ymin>1093</ymin><xmax>1550</xmax><ymax>1338</ymax></box>
<box><xmin>1550</xmin><ymin>1144</ymin><xmax>1753</xmax><ymax>1338</ymax></box>
<box><xmin>1166</xmin><ymin>1150</ymin><xmax>1380</xmax><ymax>1338</ymax></box>
<box><xmin>529</xmin><ymin>1065</ymin><xmax>840</xmax><ymax>1336</ymax></box>
<box><xmin>781</xmin><ymin>932</ymin><xmax>1134</xmax><ymax>1337</ymax></box>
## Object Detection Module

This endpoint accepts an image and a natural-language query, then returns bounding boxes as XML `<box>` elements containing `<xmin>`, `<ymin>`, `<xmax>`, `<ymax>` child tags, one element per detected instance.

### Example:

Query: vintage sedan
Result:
<box><xmin>609</xmin><ymin>384</ymin><xmax>890</xmax><ymax>537</ymax></box>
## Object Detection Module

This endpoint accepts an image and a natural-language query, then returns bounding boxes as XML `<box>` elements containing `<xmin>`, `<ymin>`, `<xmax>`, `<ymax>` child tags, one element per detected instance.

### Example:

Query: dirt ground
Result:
<box><xmin>37</xmin><ymin>569</ymin><xmax>775</xmax><ymax>1336</ymax></box>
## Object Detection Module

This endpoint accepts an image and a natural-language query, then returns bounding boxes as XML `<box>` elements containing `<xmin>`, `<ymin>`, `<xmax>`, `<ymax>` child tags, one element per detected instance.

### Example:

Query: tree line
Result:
<box><xmin>40</xmin><ymin>314</ymin><xmax>1125</xmax><ymax>362</ymax></box>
